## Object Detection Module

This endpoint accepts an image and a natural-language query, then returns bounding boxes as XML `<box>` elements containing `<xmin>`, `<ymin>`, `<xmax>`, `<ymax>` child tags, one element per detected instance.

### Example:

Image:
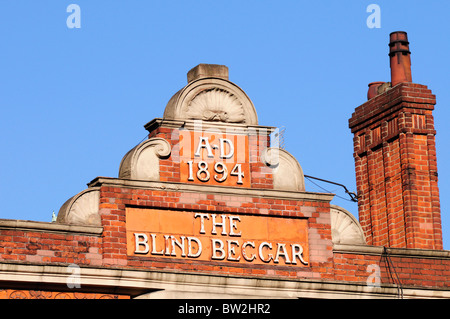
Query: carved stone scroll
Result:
<box><xmin>118</xmin><ymin>137</ymin><xmax>171</xmax><ymax>181</ymax></box>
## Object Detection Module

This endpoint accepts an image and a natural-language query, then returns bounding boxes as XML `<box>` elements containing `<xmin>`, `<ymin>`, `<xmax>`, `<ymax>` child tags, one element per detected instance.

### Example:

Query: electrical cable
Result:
<box><xmin>137</xmin><ymin>134</ymin><xmax>149</xmax><ymax>145</ymax></box>
<box><xmin>304</xmin><ymin>175</ymin><xmax>358</xmax><ymax>202</ymax></box>
<box><xmin>382</xmin><ymin>247</ymin><xmax>404</xmax><ymax>299</ymax></box>
<box><xmin>306</xmin><ymin>177</ymin><xmax>352</xmax><ymax>202</ymax></box>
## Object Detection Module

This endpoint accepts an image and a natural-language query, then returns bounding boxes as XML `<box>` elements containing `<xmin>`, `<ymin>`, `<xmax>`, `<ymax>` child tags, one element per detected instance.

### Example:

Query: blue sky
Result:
<box><xmin>1</xmin><ymin>1</ymin><xmax>449</xmax><ymax>249</ymax></box>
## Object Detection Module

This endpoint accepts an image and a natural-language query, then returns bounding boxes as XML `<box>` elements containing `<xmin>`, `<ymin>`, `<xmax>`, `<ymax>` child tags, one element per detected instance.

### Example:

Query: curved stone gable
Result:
<box><xmin>163</xmin><ymin>64</ymin><xmax>258</xmax><ymax>125</ymax></box>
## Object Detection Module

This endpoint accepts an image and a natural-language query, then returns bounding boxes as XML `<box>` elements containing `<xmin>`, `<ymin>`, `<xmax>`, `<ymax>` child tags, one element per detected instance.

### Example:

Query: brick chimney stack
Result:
<box><xmin>349</xmin><ymin>32</ymin><xmax>443</xmax><ymax>250</ymax></box>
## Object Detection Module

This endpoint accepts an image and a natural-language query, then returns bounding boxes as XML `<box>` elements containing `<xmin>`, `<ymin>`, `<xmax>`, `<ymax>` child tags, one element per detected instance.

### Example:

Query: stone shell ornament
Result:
<box><xmin>185</xmin><ymin>88</ymin><xmax>245</xmax><ymax>123</ymax></box>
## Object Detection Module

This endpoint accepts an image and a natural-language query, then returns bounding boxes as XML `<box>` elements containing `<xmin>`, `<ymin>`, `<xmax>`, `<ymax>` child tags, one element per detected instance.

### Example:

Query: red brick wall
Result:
<box><xmin>334</xmin><ymin>251</ymin><xmax>449</xmax><ymax>289</ymax></box>
<box><xmin>0</xmin><ymin>229</ymin><xmax>102</xmax><ymax>265</ymax></box>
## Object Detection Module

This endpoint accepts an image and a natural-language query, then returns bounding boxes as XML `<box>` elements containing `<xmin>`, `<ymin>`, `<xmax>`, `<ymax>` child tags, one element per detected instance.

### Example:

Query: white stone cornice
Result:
<box><xmin>87</xmin><ymin>177</ymin><xmax>335</xmax><ymax>202</ymax></box>
<box><xmin>0</xmin><ymin>219</ymin><xmax>102</xmax><ymax>235</ymax></box>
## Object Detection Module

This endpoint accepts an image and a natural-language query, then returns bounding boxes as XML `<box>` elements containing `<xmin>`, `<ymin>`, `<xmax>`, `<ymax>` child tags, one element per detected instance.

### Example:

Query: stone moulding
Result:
<box><xmin>330</xmin><ymin>205</ymin><xmax>366</xmax><ymax>245</ymax></box>
<box><xmin>333</xmin><ymin>243</ymin><xmax>450</xmax><ymax>259</ymax></box>
<box><xmin>261</xmin><ymin>147</ymin><xmax>305</xmax><ymax>192</ymax></box>
<box><xmin>56</xmin><ymin>187</ymin><xmax>101</xmax><ymax>226</ymax></box>
<box><xmin>118</xmin><ymin>137</ymin><xmax>171</xmax><ymax>181</ymax></box>
<box><xmin>87</xmin><ymin>177</ymin><xmax>335</xmax><ymax>203</ymax></box>
<box><xmin>0</xmin><ymin>219</ymin><xmax>102</xmax><ymax>235</ymax></box>
<box><xmin>163</xmin><ymin>77</ymin><xmax>258</xmax><ymax>125</ymax></box>
<box><xmin>144</xmin><ymin>118</ymin><xmax>277</xmax><ymax>136</ymax></box>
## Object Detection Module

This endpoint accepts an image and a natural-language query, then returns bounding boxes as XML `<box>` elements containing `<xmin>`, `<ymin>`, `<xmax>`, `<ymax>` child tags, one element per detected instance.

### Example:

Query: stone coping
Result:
<box><xmin>333</xmin><ymin>244</ymin><xmax>450</xmax><ymax>259</ymax></box>
<box><xmin>144</xmin><ymin>118</ymin><xmax>278</xmax><ymax>134</ymax></box>
<box><xmin>0</xmin><ymin>219</ymin><xmax>103</xmax><ymax>235</ymax></box>
<box><xmin>87</xmin><ymin>177</ymin><xmax>335</xmax><ymax>202</ymax></box>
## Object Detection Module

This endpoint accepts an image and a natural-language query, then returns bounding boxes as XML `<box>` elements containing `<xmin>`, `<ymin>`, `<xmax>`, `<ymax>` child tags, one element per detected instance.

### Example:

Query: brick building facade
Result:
<box><xmin>0</xmin><ymin>32</ymin><xmax>448</xmax><ymax>299</ymax></box>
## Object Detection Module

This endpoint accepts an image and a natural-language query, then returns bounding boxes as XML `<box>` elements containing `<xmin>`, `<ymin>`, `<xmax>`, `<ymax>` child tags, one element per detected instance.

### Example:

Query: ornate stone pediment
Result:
<box><xmin>163</xmin><ymin>64</ymin><xmax>258</xmax><ymax>125</ymax></box>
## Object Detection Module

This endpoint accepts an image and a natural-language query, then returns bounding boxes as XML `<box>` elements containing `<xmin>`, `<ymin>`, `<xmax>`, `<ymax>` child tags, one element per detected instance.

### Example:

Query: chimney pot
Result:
<box><xmin>367</xmin><ymin>81</ymin><xmax>385</xmax><ymax>100</ymax></box>
<box><xmin>389</xmin><ymin>31</ymin><xmax>412</xmax><ymax>86</ymax></box>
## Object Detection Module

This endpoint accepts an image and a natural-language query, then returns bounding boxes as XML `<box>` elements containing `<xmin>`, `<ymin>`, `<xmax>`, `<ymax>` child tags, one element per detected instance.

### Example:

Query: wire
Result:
<box><xmin>306</xmin><ymin>178</ymin><xmax>352</xmax><ymax>202</ymax></box>
<box><xmin>137</xmin><ymin>134</ymin><xmax>149</xmax><ymax>145</ymax></box>
<box><xmin>304</xmin><ymin>175</ymin><xmax>358</xmax><ymax>202</ymax></box>
<box><xmin>306</xmin><ymin>177</ymin><xmax>340</xmax><ymax>196</ymax></box>
<box><xmin>128</xmin><ymin>134</ymin><xmax>150</xmax><ymax>150</ymax></box>
<box><xmin>382</xmin><ymin>247</ymin><xmax>404</xmax><ymax>299</ymax></box>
